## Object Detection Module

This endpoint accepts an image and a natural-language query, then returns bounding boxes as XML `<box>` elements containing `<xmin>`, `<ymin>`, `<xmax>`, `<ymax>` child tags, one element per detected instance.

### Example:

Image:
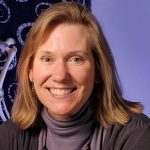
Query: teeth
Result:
<box><xmin>50</xmin><ymin>89</ymin><xmax>73</xmax><ymax>96</ymax></box>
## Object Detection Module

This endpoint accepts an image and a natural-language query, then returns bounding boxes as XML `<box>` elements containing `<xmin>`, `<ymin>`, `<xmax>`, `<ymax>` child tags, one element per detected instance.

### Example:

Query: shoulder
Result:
<box><xmin>115</xmin><ymin>112</ymin><xmax>150</xmax><ymax>133</ymax></box>
<box><xmin>0</xmin><ymin>119</ymin><xmax>40</xmax><ymax>136</ymax></box>
<box><xmin>127</xmin><ymin>113</ymin><xmax>150</xmax><ymax>149</ymax></box>
<box><xmin>0</xmin><ymin>119</ymin><xmax>22</xmax><ymax>149</ymax></box>
<box><xmin>104</xmin><ymin>113</ymin><xmax>150</xmax><ymax>150</ymax></box>
<box><xmin>130</xmin><ymin>112</ymin><xmax>150</xmax><ymax>124</ymax></box>
<box><xmin>0</xmin><ymin>119</ymin><xmax>21</xmax><ymax>136</ymax></box>
<box><xmin>0</xmin><ymin>119</ymin><xmax>39</xmax><ymax>150</ymax></box>
<box><xmin>123</xmin><ymin>113</ymin><xmax>150</xmax><ymax>139</ymax></box>
<box><xmin>125</xmin><ymin>112</ymin><xmax>150</xmax><ymax>131</ymax></box>
<box><xmin>0</xmin><ymin>119</ymin><xmax>20</xmax><ymax>130</ymax></box>
<box><xmin>109</xmin><ymin>113</ymin><xmax>150</xmax><ymax>134</ymax></box>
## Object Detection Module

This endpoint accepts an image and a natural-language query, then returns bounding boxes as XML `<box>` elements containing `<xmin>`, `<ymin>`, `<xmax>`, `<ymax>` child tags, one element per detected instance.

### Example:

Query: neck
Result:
<box><xmin>40</xmin><ymin>101</ymin><xmax>95</xmax><ymax>150</ymax></box>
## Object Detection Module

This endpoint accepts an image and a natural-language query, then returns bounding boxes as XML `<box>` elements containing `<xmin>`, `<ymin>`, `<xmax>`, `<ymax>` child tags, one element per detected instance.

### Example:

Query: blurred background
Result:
<box><xmin>92</xmin><ymin>0</ymin><xmax>150</xmax><ymax>116</ymax></box>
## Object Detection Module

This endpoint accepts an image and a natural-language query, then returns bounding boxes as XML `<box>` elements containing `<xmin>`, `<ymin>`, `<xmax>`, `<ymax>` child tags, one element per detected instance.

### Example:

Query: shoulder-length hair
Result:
<box><xmin>12</xmin><ymin>2</ymin><xmax>143</xmax><ymax>129</ymax></box>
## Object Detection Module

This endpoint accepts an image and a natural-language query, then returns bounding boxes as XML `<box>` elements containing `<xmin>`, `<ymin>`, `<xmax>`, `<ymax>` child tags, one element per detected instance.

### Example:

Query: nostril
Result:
<box><xmin>51</xmin><ymin>72</ymin><xmax>71</xmax><ymax>82</ymax></box>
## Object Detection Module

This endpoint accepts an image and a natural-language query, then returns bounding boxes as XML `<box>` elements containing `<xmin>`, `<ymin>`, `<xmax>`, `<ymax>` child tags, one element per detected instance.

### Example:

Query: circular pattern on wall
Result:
<box><xmin>16</xmin><ymin>0</ymin><xmax>29</xmax><ymax>2</ymax></box>
<box><xmin>8</xmin><ymin>82</ymin><xmax>17</xmax><ymax>102</ymax></box>
<box><xmin>16</xmin><ymin>22</ymin><xmax>33</xmax><ymax>45</ymax></box>
<box><xmin>62</xmin><ymin>0</ymin><xmax>86</xmax><ymax>5</ymax></box>
<box><xmin>0</xmin><ymin>0</ymin><xmax>10</xmax><ymax>23</ymax></box>
<box><xmin>35</xmin><ymin>2</ymin><xmax>52</xmax><ymax>17</ymax></box>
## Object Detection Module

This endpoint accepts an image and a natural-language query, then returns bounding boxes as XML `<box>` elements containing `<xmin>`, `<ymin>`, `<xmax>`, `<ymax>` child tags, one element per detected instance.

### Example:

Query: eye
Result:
<box><xmin>41</xmin><ymin>56</ymin><xmax>53</xmax><ymax>63</ymax></box>
<box><xmin>68</xmin><ymin>56</ymin><xmax>84</xmax><ymax>65</ymax></box>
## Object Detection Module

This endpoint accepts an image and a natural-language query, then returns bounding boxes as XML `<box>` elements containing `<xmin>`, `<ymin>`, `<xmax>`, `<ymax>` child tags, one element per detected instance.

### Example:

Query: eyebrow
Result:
<box><xmin>37</xmin><ymin>50</ymin><xmax>52</xmax><ymax>54</ymax></box>
<box><xmin>36</xmin><ymin>50</ymin><xmax>89</xmax><ymax>56</ymax></box>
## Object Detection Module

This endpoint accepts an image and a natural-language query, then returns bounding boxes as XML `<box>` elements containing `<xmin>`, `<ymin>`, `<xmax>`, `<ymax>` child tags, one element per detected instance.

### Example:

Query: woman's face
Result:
<box><xmin>29</xmin><ymin>23</ymin><xmax>95</xmax><ymax>121</ymax></box>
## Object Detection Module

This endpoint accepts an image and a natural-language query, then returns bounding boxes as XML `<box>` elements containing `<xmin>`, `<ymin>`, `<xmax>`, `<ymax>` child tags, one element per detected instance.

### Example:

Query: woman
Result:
<box><xmin>0</xmin><ymin>2</ymin><xmax>150</xmax><ymax>150</ymax></box>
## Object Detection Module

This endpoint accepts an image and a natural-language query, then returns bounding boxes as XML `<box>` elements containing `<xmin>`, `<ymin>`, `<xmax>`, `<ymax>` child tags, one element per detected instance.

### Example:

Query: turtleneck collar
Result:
<box><xmin>41</xmin><ymin>101</ymin><xmax>94</xmax><ymax>139</ymax></box>
<box><xmin>38</xmin><ymin>100</ymin><xmax>106</xmax><ymax>150</ymax></box>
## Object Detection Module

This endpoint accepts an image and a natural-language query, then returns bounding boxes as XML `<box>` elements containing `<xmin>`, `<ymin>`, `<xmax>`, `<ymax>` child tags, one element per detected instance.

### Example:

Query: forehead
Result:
<box><xmin>46</xmin><ymin>23</ymin><xmax>89</xmax><ymax>41</ymax></box>
<box><xmin>37</xmin><ymin>23</ymin><xmax>90</xmax><ymax>52</ymax></box>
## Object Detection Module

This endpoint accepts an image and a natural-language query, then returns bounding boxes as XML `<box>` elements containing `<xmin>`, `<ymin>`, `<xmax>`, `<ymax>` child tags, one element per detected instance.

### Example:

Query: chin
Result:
<box><xmin>48</xmin><ymin>107</ymin><xmax>77</xmax><ymax>120</ymax></box>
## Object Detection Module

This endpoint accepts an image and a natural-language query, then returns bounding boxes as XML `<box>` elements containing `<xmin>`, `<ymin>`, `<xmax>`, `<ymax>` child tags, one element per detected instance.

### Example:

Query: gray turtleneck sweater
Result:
<box><xmin>38</xmin><ymin>102</ymin><xmax>105</xmax><ymax>150</ymax></box>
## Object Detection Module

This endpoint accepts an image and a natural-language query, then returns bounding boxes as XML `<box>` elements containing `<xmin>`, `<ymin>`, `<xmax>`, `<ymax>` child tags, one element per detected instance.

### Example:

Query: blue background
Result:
<box><xmin>92</xmin><ymin>0</ymin><xmax>150</xmax><ymax>116</ymax></box>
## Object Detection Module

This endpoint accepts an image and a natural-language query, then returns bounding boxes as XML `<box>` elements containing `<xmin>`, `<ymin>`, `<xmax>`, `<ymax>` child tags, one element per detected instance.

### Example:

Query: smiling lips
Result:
<box><xmin>50</xmin><ymin>88</ymin><xmax>75</xmax><ymax>96</ymax></box>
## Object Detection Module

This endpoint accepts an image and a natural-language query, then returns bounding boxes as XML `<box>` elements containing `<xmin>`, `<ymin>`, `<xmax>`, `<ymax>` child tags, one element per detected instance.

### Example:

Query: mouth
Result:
<box><xmin>49</xmin><ymin>88</ymin><xmax>76</xmax><ymax>96</ymax></box>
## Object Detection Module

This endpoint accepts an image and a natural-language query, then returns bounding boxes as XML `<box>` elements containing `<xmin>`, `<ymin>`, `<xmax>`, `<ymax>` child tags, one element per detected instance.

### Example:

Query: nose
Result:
<box><xmin>51</xmin><ymin>61</ymin><xmax>70</xmax><ymax>82</ymax></box>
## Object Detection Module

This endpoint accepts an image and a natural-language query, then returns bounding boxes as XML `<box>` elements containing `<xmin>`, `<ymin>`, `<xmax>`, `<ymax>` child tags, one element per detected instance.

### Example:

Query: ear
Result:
<box><xmin>29</xmin><ymin>68</ymin><xmax>33</xmax><ymax>82</ymax></box>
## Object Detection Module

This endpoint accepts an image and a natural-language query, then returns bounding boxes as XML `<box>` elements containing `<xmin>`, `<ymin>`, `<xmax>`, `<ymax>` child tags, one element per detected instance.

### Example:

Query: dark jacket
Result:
<box><xmin>0</xmin><ymin>113</ymin><xmax>150</xmax><ymax>150</ymax></box>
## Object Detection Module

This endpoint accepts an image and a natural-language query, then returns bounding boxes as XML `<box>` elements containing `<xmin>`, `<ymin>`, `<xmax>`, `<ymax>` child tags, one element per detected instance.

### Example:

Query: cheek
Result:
<box><xmin>73</xmin><ymin>66</ymin><xmax>95</xmax><ymax>87</ymax></box>
<box><xmin>32</xmin><ymin>65</ymin><xmax>51</xmax><ymax>85</ymax></box>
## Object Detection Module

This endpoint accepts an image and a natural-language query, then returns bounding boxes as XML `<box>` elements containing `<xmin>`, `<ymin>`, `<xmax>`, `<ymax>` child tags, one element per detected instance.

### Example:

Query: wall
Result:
<box><xmin>92</xmin><ymin>0</ymin><xmax>150</xmax><ymax>116</ymax></box>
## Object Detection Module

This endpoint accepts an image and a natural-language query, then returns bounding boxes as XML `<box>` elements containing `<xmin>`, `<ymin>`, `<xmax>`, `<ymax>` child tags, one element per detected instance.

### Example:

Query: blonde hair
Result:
<box><xmin>12</xmin><ymin>2</ymin><xmax>143</xmax><ymax>129</ymax></box>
